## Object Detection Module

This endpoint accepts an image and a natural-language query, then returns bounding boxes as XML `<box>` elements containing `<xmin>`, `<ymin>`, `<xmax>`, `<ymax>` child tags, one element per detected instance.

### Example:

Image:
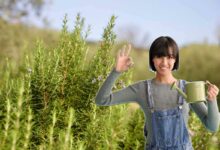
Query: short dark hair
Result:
<box><xmin>149</xmin><ymin>36</ymin><xmax>179</xmax><ymax>71</ymax></box>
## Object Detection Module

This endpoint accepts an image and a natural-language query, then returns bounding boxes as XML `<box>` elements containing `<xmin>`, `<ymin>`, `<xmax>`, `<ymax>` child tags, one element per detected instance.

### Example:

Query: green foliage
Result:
<box><xmin>188</xmin><ymin>112</ymin><xmax>220</xmax><ymax>150</ymax></box>
<box><xmin>176</xmin><ymin>44</ymin><xmax>220</xmax><ymax>85</ymax></box>
<box><xmin>0</xmin><ymin>18</ymin><xmax>59</xmax><ymax>81</ymax></box>
<box><xmin>0</xmin><ymin>13</ymin><xmax>220</xmax><ymax>150</ymax></box>
<box><xmin>26</xmin><ymin>14</ymin><xmax>134</xmax><ymax>149</ymax></box>
<box><xmin>121</xmin><ymin>108</ymin><xmax>145</xmax><ymax>149</ymax></box>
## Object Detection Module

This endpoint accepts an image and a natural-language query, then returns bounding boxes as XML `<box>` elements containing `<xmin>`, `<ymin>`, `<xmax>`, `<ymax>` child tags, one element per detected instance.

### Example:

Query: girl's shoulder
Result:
<box><xmin>128</xmin><ymin>79</ymin><xmax>153</xmax><ymax>92</ymax></box>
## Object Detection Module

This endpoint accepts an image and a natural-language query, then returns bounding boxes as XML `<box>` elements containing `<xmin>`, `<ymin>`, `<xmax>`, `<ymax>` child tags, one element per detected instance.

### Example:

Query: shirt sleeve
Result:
<box><xmin>95</xmin><ymin>68</ymin><xmax>140</xmax><ymax>106</ymax></box>
<box><xmin>190</xmin><ymin>100</ymin><xmax>220</xmax><ymax>132</ymax></box>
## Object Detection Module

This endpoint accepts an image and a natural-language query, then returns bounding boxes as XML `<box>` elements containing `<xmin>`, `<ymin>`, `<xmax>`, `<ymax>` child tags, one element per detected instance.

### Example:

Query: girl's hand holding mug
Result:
<box><xmin>206</xmin><ymin>81</ymin><xmax>219</xmax><ymax>101</ymax></box>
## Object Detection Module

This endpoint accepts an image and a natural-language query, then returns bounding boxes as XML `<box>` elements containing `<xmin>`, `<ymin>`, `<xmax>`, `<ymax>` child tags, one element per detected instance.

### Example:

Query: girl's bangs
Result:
<box><xmin>155</xmin><ymin>47</ymin><xmax>177</xmax><ymax>58</ymax></box>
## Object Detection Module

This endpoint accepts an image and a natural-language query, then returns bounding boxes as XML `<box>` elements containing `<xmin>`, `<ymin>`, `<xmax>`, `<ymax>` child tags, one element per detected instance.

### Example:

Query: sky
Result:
<box><xmin>34</xmin><ymin>0</ymin><xmax>220</xmax><ymax>47</ymax></box>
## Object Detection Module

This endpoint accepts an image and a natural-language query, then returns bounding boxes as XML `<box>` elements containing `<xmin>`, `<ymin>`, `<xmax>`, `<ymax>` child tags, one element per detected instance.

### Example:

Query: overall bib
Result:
<box><xmin>145</xmin><ymin>80</ymin><xmax>193</xmax><ymax>150</ymax></box>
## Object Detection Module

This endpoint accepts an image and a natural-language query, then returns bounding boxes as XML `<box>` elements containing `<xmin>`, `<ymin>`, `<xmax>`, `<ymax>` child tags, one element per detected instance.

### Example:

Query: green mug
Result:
<box><xmin>171</xmin><ymin>81</ymin><xmax>206</xmax><ymax>103</ymax></box>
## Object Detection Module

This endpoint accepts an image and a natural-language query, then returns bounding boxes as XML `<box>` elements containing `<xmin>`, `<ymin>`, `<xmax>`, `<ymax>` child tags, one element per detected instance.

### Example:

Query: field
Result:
<box><xmin>0</xmin><ymin>15</ymin><xmax>220</xmax><ymax>150</ymax></box>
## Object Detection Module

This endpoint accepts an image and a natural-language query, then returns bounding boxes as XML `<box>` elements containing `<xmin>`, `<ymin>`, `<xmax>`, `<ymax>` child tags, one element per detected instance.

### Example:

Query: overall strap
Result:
<box><xmin>178</xmin><ymin>80</ymin><xmax>186</xmax><ymax>106</ymax></box>
<box><xmin>146</xmin><ymin>79</ymin><xmax>154</xmax><ymax>112</ymax></box>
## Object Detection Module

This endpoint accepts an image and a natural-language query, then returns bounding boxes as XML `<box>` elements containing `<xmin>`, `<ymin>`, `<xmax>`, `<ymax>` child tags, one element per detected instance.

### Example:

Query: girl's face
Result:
<box><xmin>152</xmin><ymin>55</ymin><xmax>175</xmax><ymax>76</ymax></box>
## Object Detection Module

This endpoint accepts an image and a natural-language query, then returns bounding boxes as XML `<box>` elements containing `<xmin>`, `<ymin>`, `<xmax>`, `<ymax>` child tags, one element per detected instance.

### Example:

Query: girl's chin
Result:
<box><xmin>157</xmin><ymin>70</ymin><xmax>172</xmax><ymax>75</ymax></box>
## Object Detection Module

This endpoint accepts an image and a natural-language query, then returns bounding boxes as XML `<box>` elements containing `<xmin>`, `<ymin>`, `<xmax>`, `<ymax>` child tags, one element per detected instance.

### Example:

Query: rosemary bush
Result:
<box><xmin>0</xmin><ymin>14</ymin><xmax>141</xmax><ymax>149</ymax></box>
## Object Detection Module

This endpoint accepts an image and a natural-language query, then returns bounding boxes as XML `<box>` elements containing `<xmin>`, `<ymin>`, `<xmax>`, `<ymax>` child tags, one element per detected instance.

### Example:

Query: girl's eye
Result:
<box><xmin>168</xmin><ymin>55</ymin><xmax>175</xmax><ymax>59</ymax></box>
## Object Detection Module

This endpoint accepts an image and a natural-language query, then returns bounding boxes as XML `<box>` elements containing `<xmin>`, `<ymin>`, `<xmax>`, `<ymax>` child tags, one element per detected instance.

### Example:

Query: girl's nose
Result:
<box><xmin>161</xmin><ymin>57</ymin><xmax>168</xmax><ymax>64</ymax></box>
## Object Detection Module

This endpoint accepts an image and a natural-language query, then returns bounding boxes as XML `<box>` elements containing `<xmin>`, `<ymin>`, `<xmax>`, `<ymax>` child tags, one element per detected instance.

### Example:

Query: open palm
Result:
<box><xmin>115</xmin><ymin>44</ymin><xmax>134</xmax><ymax>72</ymax></box>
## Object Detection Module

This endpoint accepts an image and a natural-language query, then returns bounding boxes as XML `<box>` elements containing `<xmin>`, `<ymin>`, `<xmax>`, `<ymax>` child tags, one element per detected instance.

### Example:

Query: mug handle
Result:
<box><xmin>205</xmin><ymin>80</ymin><xmax>211</xmax><ymax>86</ymax></box>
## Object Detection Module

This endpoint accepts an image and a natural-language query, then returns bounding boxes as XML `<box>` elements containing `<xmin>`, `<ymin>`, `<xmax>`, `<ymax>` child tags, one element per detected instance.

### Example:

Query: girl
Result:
<box><xmin>95</xmin><ymin>36</ymin><xmax>219</xmax><ymax>150</ymax></box>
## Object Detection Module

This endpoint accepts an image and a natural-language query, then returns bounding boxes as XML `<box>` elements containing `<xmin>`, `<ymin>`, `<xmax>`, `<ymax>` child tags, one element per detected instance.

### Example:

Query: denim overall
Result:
<box><xmin>145</xmin><ymin>80</ymin><xmax>193</xmax><ymax>150</ymax></box>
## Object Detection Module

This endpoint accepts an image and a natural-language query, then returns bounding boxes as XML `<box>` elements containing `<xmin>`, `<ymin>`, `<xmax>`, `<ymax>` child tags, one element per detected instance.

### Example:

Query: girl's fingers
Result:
<box><xmin>207</xmin><ymin>90</ymin><xmax>216</xmax><ymax>96</ymax></box>
<box><xmin>206</xmin><ymin>81</ymin><xmax>219</xmax><ymax>93</ymax></box>
<box><xmin>121</xmin><ymin>45</ymin><xmax>126</xmax><ymax>56</ymax></box>
<box><xmin>207</xmin><ymin>87</ymin><xmax>219</xmax><ymax>99</ymax></box>
<box><xmin>119</xmin><ymin>49</ymin><xmax>123</xmax><ymax>57</ymax></box>
<box><xmin>118</xmin><ymin>47</ymin><xmax>125</xmax><ymax>57</ymax></box>
<box><xmin>127</xmin><ymin>57</ymin><xmax>134</xmax><ymax>67</ymax></box>
<box><xmin>206</xmin><ymin>81</ymin><xmax>216</xmax><ymax>89</ymax></box>
<box><xmin>209</xmin><ymin>89</ymin><xmax>218</xmax><ymax>96</ymax></box>
<box><xmin>125</xmin><ymin>44</ymin><xmax>132</xmax><ymax>56</ymax></box>
<box><xmin>118</xmin><ymin>44</ymin><xmax>132</xmax><ymax>57</ymax></box>
<box><xmin>213</xmin><ymin>85</ymin><xmax>219</xmax><ymax>92</ymax></box>
<box><xmin>208</xmin><ymin>85</ymin><xmax>219</xmax><ymax>93</ymax></box>
<box><xmin>117</xmin><ymin>49</ymin><xmax>121</xmax><ymax>58</ymax></box>
<box><xmin>129</xmin><ymin>61</ymin><xmax>134</xmax><ymax>68</ymax></box>
<box><xmin>207</xmin><ymin>89</ymin><xmax>216</xmax><ymax>98</ymax></box>
<box><xmin>126</xmin><ymin>57</ymin><xmax>132</xmax><ymax>65</ymax></box>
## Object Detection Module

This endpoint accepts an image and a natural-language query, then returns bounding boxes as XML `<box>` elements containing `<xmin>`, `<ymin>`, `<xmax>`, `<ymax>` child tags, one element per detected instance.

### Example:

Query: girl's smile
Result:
<box><xmin>153</xmin><ymin>56</ymin><xmax>175</xmax><ymax>75</ymax></box>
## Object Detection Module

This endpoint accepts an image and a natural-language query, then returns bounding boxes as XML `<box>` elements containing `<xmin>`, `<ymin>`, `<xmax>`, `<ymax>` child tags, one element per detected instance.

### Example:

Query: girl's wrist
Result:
<box><xmin>113</xmin><ymin>67</ymin><xmax>122</xmax><ymax>73</ymax></box>
<box><xmin>114</xmin><ymin>66</ymin><xmax>122</xmax><ymax>73</ymax></box>
<box><xmin>207</xmin><ymin>98</ymin><xmax>217</xmax><ymax>102</ymax></box>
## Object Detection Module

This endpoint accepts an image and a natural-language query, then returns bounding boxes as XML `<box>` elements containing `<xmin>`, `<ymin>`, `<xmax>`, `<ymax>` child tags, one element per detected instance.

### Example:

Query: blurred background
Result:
<box><xmin>38</xmin><ymin>0</ymin><xmax>220</xmax><ymax>47</ymax></box>
<box><xmin>3</xmin><ymin>0</ymin><xmax>220</xmax><ymax>45</ymax></box>
<box><xmin>0</xmin><ymin>0</ymin><xmax>220</xmax><ymax>149</ymax></box>
<box><xmin>1</xmin><ymin>0</ymin><xmax>220</xmax><ymax>78</ymax></box>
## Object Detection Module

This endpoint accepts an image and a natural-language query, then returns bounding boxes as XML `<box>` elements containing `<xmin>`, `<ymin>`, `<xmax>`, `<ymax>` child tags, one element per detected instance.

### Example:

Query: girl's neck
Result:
<box><xmin>154</xmin><ymin>73</ymin><xmax>176</xmax><ymax>84</ymax></box>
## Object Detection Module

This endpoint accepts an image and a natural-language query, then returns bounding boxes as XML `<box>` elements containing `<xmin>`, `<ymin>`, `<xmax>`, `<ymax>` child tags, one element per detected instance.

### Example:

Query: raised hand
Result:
<box><xmin>115</xmin><ymin>44</ymin><xmax>134</xmax><ymax>73</ymax></box>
